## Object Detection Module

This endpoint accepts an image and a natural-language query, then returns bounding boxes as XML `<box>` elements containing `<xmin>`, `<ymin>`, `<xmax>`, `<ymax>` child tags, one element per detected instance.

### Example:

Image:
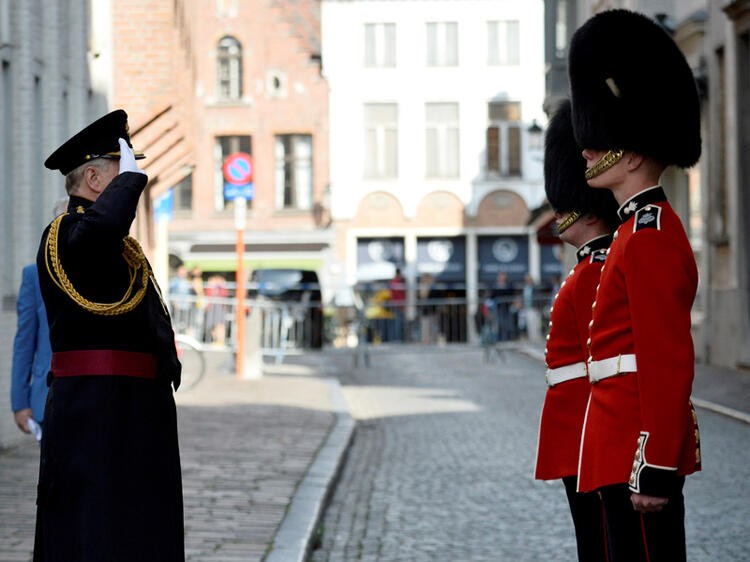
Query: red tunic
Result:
<box><xmin>579</xmin><ymin>186</ymin><xmax>701</xmax><ymax>495</ymax></box>
<box><xmin>535</xmin><ymin>235</ymin><xmax>610</xmax><ymax>480</ymax></box>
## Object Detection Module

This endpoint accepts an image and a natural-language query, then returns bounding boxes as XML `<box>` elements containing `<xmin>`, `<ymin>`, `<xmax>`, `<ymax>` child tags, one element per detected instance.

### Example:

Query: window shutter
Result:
<box><xmin>507</xmin><ymin>125</ymin><xmax>521</xmax><ymax>176</ymax></box>
<box><xmin>487</xmin><ymin>126</ymin><xmax>500</xmax><ymax>173</ymax></box>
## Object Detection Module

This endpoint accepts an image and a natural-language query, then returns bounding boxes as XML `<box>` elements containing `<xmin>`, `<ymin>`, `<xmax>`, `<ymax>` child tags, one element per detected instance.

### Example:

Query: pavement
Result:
<box><xmin>0</xmin><ymin>349</ymin><xmax>354</xmax><ymax>562</ymax></box>
<box><xmin>0</xmin><ymin>343</ymin><xmax>748</xmax><ymax>562</ymax></box>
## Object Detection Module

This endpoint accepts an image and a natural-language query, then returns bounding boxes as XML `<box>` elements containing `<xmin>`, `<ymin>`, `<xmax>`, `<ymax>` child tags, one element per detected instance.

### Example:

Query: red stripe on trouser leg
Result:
<box><xmin>601</xmin><ymin>499</ymin><xmax>610</xmax><ymax>562</ymax></box>
<box><xmin>640</xmin><ymin>514</ymin><xmax>651</xmax><ymax>562</ymax></box>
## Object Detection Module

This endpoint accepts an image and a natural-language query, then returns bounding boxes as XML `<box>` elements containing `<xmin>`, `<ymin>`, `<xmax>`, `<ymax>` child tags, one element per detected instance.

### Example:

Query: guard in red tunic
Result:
<box><xmin>568</xmin><ymin>10</ymin><xmax>702</xmax><ymax>562</ymax></box>
<box><xmin>535</xmin><ymin>99</ymin><xmax>618</xmax><ymax>562</ymax></box>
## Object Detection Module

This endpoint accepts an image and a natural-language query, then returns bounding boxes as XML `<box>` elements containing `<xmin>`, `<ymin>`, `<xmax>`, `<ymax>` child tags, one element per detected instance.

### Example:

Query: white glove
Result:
<box><xmin>118</xmin><ymin>138</ymin><xmax>146</xmax><ymax>175</ymax></box>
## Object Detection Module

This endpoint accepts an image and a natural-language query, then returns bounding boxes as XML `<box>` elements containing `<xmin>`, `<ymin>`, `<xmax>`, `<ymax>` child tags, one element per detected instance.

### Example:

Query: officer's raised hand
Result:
<box><xmin>118</xmin><ymin>138</ymin><xmax>146</xmax><ymax>176</ymax></box>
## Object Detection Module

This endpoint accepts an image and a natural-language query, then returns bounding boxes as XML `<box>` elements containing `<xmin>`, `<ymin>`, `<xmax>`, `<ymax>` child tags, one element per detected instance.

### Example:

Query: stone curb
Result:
<box><xmin>264</xmin><ymin>377</ymin><xmax>355</xmax><ymax>562</ymax></box>
<box><xmin>690</xmin><ymin>398</ymin><xmax>750</xmax><ymax>425</ymax></box>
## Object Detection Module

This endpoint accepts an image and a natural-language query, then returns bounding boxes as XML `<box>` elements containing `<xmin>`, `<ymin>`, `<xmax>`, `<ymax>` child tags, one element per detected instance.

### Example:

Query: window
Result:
<box><xmin>0</xmin><ymin>0</ymin><xmax>10</xmax><ymax>46</ymax></box>
<box><xmin>425</xmin><ymin>103</ymin><xmax>459</xmax><ymax>178</ymax></box>
<box><xmin>487</xmin><ymin>20</ymin><xmax>520</xmax><ymax>66</ymax></box>
<box><xmin>33</xmin><ymin>75</ymin><xmax>43</xmax><ymax>226</ymax></box>
<box><xmin>217</xmin><ymin>36</ymin><xmax>242</xmax><ymax>100</ymax></box>
<box><xmin>275</xmin><ymin>134</ymin><xmax>313</xmax><ymax>210</ymax></box>
<box><xmin>173</xmin><ymin>173</ymin><xmax>193</xmax><ymax>211</ymax></box>
<box><xmin>364</xmin><ymin>23</ymin><xmax>396</xmax><ymax>67</ymax></box>
<box><xmin>713</xmin><ymin>46</ymin><xmax>727</xmax><ymax>242</ymax></box>
<box><xmin>2</xmin><ymin>60</ymin><xmax>10</xmax><ymax>172</ymax></box>
<box><xmin>364</xmin><ymin>103</ymin><xmax>398</xmax><ymax>179</ymax></box>
<box><xmin>487</xmin><ymin>101</ymin><xmax>522</xmax><ymax>177</ymax></box>
<box><xmin>216</xmin><ymin>0</ymin><xmax>238</xmax><ymax>18</ymax></box>
<box><xmin>426</xmin><ymin>22</ymin><xmax>458</xmax><ymax>67</ymax></box>
<box><xmin>555</xmin><ymin>1</ymin><xmax>568</xmax><ymax>59</ymax></box>
<box><xmin>215</xmin><ymin>135</ymin><xmax>252</xmax><ymax>210</ymax></box>
<box><xmin>1</xmin><ymin>59</ymin><xmax>11</xmax><ymax>299</ymax></box>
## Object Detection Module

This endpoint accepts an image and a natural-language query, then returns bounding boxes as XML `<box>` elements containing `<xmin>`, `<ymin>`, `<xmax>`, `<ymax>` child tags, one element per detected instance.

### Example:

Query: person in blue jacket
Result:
<box><xmin>10</xmin><ymin>262</ymin><xmax>52</xmax><ymax>437</ymax></box>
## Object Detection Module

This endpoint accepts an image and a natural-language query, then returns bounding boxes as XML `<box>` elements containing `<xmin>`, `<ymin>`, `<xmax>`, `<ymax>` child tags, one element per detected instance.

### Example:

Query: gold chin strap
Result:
<box><xmin>557</xmin><ymin>210</ymin><xmax>582</xmax><ymax>235</ymax></box>
<box><xmin>44</xmin><ymin>214</ymin><xmax>149</xmax><ymax>315</ymax></box>
<box><xmin>84</xmin><ymin>151</ymin><xmax>145</xmax><ymax>160</ymax></box>
<box><xmin>585</xmin><ymin>149</ymin><xmax>624</xmax><ymax>180</ymax></box>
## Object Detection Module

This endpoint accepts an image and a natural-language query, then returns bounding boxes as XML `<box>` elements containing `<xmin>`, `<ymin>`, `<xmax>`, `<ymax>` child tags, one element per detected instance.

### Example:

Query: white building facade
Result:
<box><xmin>322</xmin><ymin>0</ymin><xmax>548</xmax><ymax>336</ymax></box>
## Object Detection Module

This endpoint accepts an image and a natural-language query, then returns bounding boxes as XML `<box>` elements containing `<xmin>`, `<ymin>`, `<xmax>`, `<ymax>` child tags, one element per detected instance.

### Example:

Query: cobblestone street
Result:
<box><xmin>311</xmin><ymin>345</ymin><xmax>750</xmax><ymax>562</ymax></box>
<box><xmin>1</xmin><ymin>345</ymin><xmax>748</xmax><ymax>561</ymax></box>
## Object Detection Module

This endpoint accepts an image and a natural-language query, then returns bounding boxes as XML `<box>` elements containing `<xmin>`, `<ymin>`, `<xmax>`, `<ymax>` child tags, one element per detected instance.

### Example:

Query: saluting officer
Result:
<box><xmin>568</xmin><ymin>10</ymin><xmax>702</xmax><ymax>562</ymax></box>
<box><xmin>535</xmin><ymin>99</ymin><xmax>618</xmax><ymax>562</ymax></box>
<box><xmin>34</xmin><ymin>110</ymin><xmax>184</xmax><ymax>561</ymax></box>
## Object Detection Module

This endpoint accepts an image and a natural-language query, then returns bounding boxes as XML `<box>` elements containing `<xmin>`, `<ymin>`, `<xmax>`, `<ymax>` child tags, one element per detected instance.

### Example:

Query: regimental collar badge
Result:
<box><xmin>638</xmin><ymin>211</ymin><xmax>656</xmax><ymax>225</ymax></box>
<box><xmin>634</xmin><ymin>205</ymin><xmax>662</xmax><ymax>232</ymax></box>
<box><xmin>617</xmin><ymin>186</ymin><xmax>667</xmax><ymax>223</ymax></box>
<box><xmin>591</xmin><ymin>251</ymin><xmax>607</xmax><ymax>263</ymax></box>
<box><xmin>577</xmin><ymin>233</ymin><xmax>613</xmax><ymax>262</ymax></box>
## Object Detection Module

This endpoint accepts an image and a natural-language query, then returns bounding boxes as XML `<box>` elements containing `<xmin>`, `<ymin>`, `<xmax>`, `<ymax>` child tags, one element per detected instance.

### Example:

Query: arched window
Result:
<box><xmin>217</xmin><ymin>36</ymin><xmax>242</xmax><ymax>100</ymax></box>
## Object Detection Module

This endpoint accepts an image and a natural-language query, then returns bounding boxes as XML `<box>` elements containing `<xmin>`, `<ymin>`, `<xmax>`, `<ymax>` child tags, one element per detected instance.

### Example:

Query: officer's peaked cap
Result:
<box><xmin>544</xmin><ymin>99</ymin><xmax>618</xmax><ymax>227</ymax></box>
<box><xmin>568</xmin><ymin>9</ymin><xmax>701</xmax><ymax>168</ymax></box>
<box><xmin>45</xmin><ymin>109</ymin><xmax>144</xmax><ymax>175</ymax></box>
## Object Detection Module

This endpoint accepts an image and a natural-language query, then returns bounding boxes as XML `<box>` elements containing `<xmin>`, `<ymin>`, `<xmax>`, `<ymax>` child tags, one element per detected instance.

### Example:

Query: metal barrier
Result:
<box><xmin>167</xmin><ymin>290</ymin><xmax>554</xmax><ymax>360</ymax></box>
<box><xmin>167</xmin><ymin>294</ymin><xmax>321</xmax><ymax>354</ymax></box>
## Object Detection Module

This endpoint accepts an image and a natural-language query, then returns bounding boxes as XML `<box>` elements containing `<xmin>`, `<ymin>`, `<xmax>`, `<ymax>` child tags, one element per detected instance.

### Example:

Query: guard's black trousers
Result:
<box><xmin>562</xmin><ymin>476</ymin><xmax>609</xmax><ymax>562</ymax></box>
<box><xmin>598</xmin><ymin>480</ymin><xmax>686</xmax><ymax>562</ymax></box>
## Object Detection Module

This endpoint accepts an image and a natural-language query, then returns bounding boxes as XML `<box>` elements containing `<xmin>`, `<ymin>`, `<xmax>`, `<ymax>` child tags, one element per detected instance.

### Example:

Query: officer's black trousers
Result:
<box><xmin>562</xmin><ymin>476</ymin><xmax>608</xmax><ymax>562</ymax></box>
<box><xmin>598</xmin><ymin>480</ymin><xmax>686</xmax><ymax>562</ymax></box>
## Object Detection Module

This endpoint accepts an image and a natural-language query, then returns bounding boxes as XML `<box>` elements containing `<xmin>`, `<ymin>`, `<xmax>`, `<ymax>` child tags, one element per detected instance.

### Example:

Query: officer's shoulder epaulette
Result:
<box><xmin>634</xmin><ymin>204</ymin><xmax>662</xmax><ymax>232</ymax></box>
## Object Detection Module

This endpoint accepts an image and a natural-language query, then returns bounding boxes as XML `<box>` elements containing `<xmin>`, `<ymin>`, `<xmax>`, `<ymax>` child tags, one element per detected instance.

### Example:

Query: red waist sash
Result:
<box><xmin>51</xmin><ymin>350</ymin><xmax>158</xmax><ymax>379</ymax></box>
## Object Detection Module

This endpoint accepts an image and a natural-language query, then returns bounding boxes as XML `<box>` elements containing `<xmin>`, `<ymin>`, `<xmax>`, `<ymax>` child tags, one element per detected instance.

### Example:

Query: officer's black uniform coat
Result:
<box><xmin>33</xmin><ymin>172</ymin><xmax>184</xmax><ymax>562</ymax></box>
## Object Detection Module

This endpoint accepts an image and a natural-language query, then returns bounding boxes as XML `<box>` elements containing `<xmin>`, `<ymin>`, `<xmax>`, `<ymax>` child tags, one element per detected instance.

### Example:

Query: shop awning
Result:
<box><xmin>182</xmin><ymin>256</ymin><xmax>323</xmax><ymax>273</ymax></box>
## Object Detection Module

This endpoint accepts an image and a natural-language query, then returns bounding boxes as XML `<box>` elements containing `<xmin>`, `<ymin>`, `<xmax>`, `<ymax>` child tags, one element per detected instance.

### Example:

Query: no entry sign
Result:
<box><xmin>222</xmin><ymin>152</ymin><xmax>254</xmax><ymax>185</ymax></box>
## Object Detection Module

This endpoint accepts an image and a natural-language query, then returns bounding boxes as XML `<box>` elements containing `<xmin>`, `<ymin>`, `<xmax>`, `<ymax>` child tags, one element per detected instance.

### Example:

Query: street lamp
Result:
<box><xmin>528</xmin><ymin>120</ymin><xmax>543</xmax><ymax>150</ymax></box>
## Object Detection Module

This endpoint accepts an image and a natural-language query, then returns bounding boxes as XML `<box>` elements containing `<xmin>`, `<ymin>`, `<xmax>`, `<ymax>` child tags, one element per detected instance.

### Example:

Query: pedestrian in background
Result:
<box><xmin>521</xmin><ymin>274</ymin><xmax>541</xmax><ymax>342</ymax></box>
<box><xmin>10</xmin><ymin>263</ymin><xmax>51</xmax><ymax>441</ymax></box>
<box><xmin>387</xmin><ymin>267</ymin><xmax>406</xmax><ymax>342</ymax></box>
<box><xmin>10</xmin><ymin>200</ymin><xmax>68</xmax><ymax>440</ymax></box>
<box><xmin>205</xmin><ymin>274</ymin><xmax>230</xmax><ymax>344</ymax></box>
<box><xmin>190</xmin><ymin>266</ymin><xmax>206</xmax><ymax>340</ymax></box>
<box><xmin>569</xmin><ymin>10</ymin><xmax>702</xmax><ymax>561</ymax></box>
<box><xmin>417</xmin><ymin>273</ymin><xmax>438</xmax><ymax>343</ymax></box>
<box><xmin>491</xmin><ymin>271</ymin><xmax>514</xmax><ymax>342</ymax></box>
<box><xmin>34</xmin><ymin>109</ymin><xmax>184</xmax><ymax>561</ymax></box>
<box><xmin>534</xmin><ymin>99</ymin><xmax>618</xmax><ymax>562</ymax></box>
<box><xmin>169</xmin><ymin>264</ymin><xmax>195</xmax><ymax>334</ymax></box>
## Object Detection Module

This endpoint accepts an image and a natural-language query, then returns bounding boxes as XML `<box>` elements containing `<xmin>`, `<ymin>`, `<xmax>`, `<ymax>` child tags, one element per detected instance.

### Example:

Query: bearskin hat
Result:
<box><xmin>568</xmin><ymin>9</ymin><xmax>701</xmax><ymax>168</ymax></box>
<box><xmin>544</xmin><ymin>100</ymin><xmax>619</xmax><ymax>228</ymax></box>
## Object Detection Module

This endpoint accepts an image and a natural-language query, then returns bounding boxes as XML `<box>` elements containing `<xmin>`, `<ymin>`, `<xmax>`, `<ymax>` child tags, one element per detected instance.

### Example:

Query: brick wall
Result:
<box><xmin>169</xmin><ymin>0</ymin><xmax>330</xmax><ymax>236</ymax></box>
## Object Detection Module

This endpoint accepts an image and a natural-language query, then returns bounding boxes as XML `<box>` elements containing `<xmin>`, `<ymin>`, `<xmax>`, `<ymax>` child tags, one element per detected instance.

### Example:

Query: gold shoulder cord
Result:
<box><xmin>44</xmin><ymin>213</ymin><xmax>149</xmax><ymax>315</ymax></box>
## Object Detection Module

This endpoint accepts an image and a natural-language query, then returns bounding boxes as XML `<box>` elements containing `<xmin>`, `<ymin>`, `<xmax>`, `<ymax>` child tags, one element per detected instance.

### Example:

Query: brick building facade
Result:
<box><xmin>112</xmin><ymin>0</ymin><xmax>331</xmax><ymax>285</ymax></box>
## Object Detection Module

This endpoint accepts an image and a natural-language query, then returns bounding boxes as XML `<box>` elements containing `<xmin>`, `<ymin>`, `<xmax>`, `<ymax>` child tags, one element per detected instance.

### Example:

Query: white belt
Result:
<box><xmin>587</xmin><ymin>354</ymin><xmax>637</xmax><ymax>383</ymax></box>
<box><xmin>545</xmin><ymin>362</ymin><xmax>588</xmax><ymax>387</ymax></box>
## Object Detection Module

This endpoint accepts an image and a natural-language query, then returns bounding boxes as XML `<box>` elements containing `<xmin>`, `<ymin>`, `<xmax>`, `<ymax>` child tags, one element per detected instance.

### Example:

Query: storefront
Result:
<box><xmin>477</xmin><ymin>234</ymin><xmax>530</xmax><ymax>287</ymax></box>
